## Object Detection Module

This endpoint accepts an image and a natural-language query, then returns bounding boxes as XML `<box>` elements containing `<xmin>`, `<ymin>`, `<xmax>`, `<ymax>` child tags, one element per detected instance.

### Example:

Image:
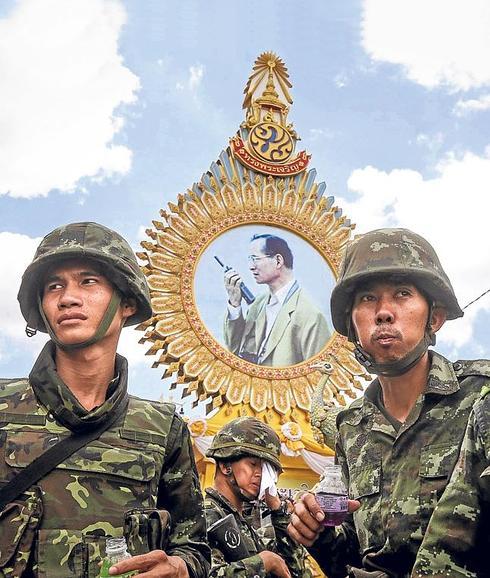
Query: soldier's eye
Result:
<box><xmin>359</xmin><ymin>294</ymin><xmax>374</xmax><ymax>302</ymax></box>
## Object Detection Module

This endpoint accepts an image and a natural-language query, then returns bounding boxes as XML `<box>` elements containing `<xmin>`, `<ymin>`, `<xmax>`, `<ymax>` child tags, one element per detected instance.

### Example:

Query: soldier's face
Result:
<box><xmin>41</xmin><ymin>258</ymin><xmax>135</xmax><ymax>347</ymax></box>
<box><xmin>248</xmin><ymin>239</ymin><xmax>281</xmax><ymax>286</ymax></box>
<box><xmin>231</xmin><ymin>456</ymin><xmax>263</xmax><ymax>498</ymax></box>
<box><xmin>351</xmin><ymin>281</ymin><xmax>431</xmax><ymax>363</ymax></box>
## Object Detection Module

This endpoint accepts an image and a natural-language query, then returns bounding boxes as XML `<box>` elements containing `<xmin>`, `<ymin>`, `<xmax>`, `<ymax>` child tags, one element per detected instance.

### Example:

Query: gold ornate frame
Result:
<box><xmin>137</xmin><ymin>53</ymin><xmax>369</xmax><ymax>424</ymax></box>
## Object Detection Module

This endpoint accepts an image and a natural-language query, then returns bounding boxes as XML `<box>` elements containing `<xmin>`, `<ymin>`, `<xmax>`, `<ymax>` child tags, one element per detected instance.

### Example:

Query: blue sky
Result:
<box><xmin>0</xmin><ymin>0</ymin><xmax>489</xmax><ymax>406</ymax></box>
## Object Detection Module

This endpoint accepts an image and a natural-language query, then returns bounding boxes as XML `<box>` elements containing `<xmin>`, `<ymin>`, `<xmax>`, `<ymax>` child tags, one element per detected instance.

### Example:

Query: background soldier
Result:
<box><xmin>0</xmin><ymin>222</ymin><xmax>210</xmax><ymax>577</ymax></box>
<box><xmin>288</xmin><ymin>228</ymin><xmax>489</xmax><ymax>578</ymax></box>
<box><xmin>205</xmin><ymin>417</ymin><xmax>307</xmax><ymax>578</ymax></box>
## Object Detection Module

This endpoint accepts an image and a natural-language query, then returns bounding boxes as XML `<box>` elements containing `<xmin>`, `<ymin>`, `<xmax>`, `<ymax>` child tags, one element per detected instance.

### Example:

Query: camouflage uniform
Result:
<box><xmin>307</xmin><ymin>229</ymin><xmax>488</xmax><ymax>578</ymax></box>
<box><xmin>309</xmin><ymin>352</ymin><xmax>487</xmax><ymax>578</ymax></box>
<box><xmin>411</xmin><ymin>386</ymin><xmax>490</xmax><ymax>578</ymax></box>
<box><xmin>204</xmin><ymin>488</ymin><xmax>307</xmax><ymax>578</ymax></box>
<box><xmin>205</xmin><ymin>417</ymin><xmax>307</xmax><ymax>578</ymax></box>
<box><xmin>0</xmin><ymin>222</ymin><xmax>210</xmax><ymax>577</ymax></box>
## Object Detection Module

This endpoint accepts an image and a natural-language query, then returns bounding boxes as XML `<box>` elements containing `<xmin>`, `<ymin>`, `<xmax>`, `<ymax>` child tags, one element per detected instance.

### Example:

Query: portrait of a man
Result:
<box><xmin>222</xmin><ymin>233</ymin><xmax>330</xmax><ymax>366</ymax></box>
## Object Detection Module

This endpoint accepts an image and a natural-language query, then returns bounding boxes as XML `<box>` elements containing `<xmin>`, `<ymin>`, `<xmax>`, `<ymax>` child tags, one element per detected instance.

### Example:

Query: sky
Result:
<box><xmin>0</xmin><ymin>0</ymin><xmax>489</xmax><ymax>409</ymax></box>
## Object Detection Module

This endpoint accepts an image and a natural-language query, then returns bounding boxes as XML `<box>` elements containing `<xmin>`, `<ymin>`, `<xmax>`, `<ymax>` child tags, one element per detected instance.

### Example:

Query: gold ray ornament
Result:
<box><xmin>137</xmin><ymin>52</ymin><xmax>370</xmax><ymax>440</ymax></box>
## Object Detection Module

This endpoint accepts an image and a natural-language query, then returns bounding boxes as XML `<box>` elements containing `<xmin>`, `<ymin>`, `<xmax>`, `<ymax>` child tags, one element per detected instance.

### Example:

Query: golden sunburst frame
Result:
<box><xmin>136</xmin><ymin>54</ymin><xmax>370</xmax><ymax>496</ymax></box>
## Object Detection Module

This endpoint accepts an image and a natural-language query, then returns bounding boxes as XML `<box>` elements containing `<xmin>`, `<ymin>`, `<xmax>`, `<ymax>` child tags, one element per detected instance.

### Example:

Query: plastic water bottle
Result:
<box><xmin>314</xmin><ymin>464</ymin><xmax>348</xmax><ymax>526</ymax></box>
<box><xmin>99</xmin><ymin>537</ymin><xmax>136</xmax><ymax>577</ymax></box>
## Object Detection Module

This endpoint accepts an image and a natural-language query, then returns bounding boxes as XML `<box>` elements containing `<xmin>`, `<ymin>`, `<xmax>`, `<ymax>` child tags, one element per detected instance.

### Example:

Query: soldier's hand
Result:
<box><xmin>109</xmin><ymin>550</ymin><xmax>189</xmax><ymax>577</ymax></box>
<box><xmin>258</xmin><ymin>550</ymin><xmax>292</xmax><ymax>578</ymax></box>
<box><xmin>224</xmin><ymin>269</ymin><xmax>242</xmax><ymax>307</ymax></box>
<box><xmin>264</xmin><ymin>488</ymin><xmax>282</xmax><ymax>511</ymax></box>
<box><xmin>287</xmin><ymin>492</ymin><xmax>360</xmax><ymax>547</ymax></box>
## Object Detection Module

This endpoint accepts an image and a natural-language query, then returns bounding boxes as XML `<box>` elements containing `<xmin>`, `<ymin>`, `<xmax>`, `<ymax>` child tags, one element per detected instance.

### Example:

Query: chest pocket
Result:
<box><xmin>419</xmin><ymin>442</ymin><xmax>457</xmax><ymax>479</ymax></box>
<box><xmin>4</xmin><ymin>429</ymin><xmax>158</xmax><ymax>483</ymax></box>
<box><xmin>349</xmin><ymin>460</ymin><xmax>381</xmax><ymax>500</ymax></box>
<box><xmin>419</xmin><ymin>442</ymin><xmax>457</xmax><ymax>515</ymax></box>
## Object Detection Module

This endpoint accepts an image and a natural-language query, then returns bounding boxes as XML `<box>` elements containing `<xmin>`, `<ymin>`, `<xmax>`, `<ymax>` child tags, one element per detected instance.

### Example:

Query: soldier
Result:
<box><xmin>205</xmin><ymin>417</ymin><xmax>308</xmax><ymax>578</ymax></box>
<box><xmin>0</xmin><ymin>222</ymin><xmax>210</xmax><ymax>577</ymax></box>
<box><xmin>287</xmin><ymin>228</ymin><xmax>490</xmax><ymax>578</ymax></box>
<box><xmin>411</xmin><ymin>386</ymin><xmax>490</xmax><ymax>577</ymax></box>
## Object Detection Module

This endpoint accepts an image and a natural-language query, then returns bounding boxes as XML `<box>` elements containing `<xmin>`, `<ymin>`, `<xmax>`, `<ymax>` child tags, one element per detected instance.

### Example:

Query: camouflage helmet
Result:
<box><xmin>206</xmin><ymin>417</ymin><xmax>282</xmax><ymax>473</ymax></box>
<box><xmin>331</xmin><ymin>228</ymin><xmax>463</xmax><ymax>337</ymax></box>
<box><xmin>18</xmin><ymin>222</ymin><xmax>152</xmax><ymax>333</ymax></box>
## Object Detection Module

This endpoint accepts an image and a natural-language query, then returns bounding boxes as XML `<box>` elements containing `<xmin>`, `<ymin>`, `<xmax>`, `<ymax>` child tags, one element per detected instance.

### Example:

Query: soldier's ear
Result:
<box><xmin>218</xmin><ymin>462</ymin><xmax>232</xmax><ymax>476</ymax></box>
<box><xmin>121</xmin><ymin>296</ymin><xmax>137</xmax><ymax>319</ymax></box>
<box><xmin>430</xmin><ymin>306</ymin><xmax>447</xmax><ymax>333</ymax></box>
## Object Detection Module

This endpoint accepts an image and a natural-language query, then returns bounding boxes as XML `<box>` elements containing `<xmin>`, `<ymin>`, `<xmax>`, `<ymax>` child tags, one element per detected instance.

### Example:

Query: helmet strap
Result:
<box><xmin>224</xmin><ymin>462</ymin><xmax>259</xmax><ymax>504</ymax></box>
<box><xmin>349</xmin><ymin>305</ymin><xmax>436</xmax><ymax>378</ymax></box>
<box><xmin>37</xmin><ymin>290</ymin><xmax>122</xmax><ymax>351</ymax></box>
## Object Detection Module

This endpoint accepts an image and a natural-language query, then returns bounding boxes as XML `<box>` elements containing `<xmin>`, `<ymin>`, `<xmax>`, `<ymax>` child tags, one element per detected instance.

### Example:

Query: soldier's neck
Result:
<box><xmin>214</xmin><ymin>478</ymin><xmax>244</xmax><ymax>513</ymax></box>
<box><xmin>378</xmin><ymin>353</ymin><xmax>430</xmax><ymax>423</ymax></box>
<box><xmin>54</xmin><ymin>344</ymin><xmax>118</xmax><ymax>410</ymax></box>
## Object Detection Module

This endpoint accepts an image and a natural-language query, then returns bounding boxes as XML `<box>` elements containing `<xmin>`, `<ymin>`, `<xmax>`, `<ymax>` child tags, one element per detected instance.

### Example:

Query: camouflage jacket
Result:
<box><xmin>411</xmin><ymin>383</ymin><xmax>490</xmax><ymax>578</ymax></box>
<box><xmin>308</xmin><ymin>351</ymin><xmax>488</xmax><ymax>578</ymax></box>
<box><xmin>0</xmin><ymin>342</ymin><xmax>210</xmax><ymax>578</ymax></box>
<box><xmin>204</xmin><ymin>487</ymin><xmax>307</xmax><ymax>578</ymax></box>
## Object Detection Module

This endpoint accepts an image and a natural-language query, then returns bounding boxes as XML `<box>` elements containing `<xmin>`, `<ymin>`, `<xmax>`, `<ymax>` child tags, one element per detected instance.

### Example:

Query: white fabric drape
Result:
<box><xmin>192</xmin><ymin>434</ymin><xmax>333</xmax><ymax>476</ymax></box>
<box><xmin>299</xmin><ymin>450</ymin><xmax>334</xmax><ymax>474</ymax></box>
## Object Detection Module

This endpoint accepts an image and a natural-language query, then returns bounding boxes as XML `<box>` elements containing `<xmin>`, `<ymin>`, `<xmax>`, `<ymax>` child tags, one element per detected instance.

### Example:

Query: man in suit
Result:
<box><xmin>223</xmin><ymin>233</ymin><xmax>330</xmax><ymax>366</ymax></box>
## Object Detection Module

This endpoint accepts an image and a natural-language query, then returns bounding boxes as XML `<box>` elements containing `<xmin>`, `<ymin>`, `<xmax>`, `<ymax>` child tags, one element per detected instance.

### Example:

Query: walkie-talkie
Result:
<box><xmin>214</xmin><ymin>256</ymin><xmax>255</xmax><ymax>304</ymax></box>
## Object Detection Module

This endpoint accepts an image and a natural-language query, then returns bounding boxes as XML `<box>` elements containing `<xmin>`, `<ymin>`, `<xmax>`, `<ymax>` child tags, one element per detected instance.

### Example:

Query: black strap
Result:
<box><xmin>0</xmin><ymin>398</ymin><xmax>128</xmax><ymax>511</ymax></box>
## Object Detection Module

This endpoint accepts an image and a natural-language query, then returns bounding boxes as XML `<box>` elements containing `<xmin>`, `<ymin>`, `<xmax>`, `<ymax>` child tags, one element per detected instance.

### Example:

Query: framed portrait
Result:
<box><xmin>137</xmin><ymin>53</ymin><xmax>369</xmax><ymax>422</ymax></box>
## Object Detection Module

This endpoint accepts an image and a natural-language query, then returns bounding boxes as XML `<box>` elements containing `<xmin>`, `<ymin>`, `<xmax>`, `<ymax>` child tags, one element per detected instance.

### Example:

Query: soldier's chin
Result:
<box><xmin>242</xmin><ymin>487</ymin><xmax>259</xmax><ymax>500</ymax></box>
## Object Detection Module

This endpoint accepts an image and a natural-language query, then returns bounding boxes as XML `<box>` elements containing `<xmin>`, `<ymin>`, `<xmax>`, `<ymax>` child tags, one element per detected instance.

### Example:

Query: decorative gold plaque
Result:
<box><xmin>137</xmin><ymin>53</ymin><xmax>370</xmax><ymax>427</ymax></box>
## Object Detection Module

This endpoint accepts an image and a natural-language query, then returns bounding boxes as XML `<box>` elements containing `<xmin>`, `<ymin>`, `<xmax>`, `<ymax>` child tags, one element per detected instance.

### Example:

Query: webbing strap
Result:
<box><xmin>0</xmin><ymin>395</ymin><xmax>128</xmax><ymax>511</ymax></box>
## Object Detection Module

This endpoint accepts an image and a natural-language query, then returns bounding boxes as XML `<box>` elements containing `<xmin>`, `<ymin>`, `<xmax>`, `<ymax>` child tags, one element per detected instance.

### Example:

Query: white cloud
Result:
<box><xmin>415</xmin><ymin>132</ymin><xmax>444</xmax><ymax>153</ymax></box>
<box><xmin>174</xmin><ymin>64</ymin><xmax>204</xmax><ymax>93</ymax></box>
<box><xmin>339</xmin><ymin>150</ymin><xmax>490</xmax><ymax>350</ymax></box>
<box><xmin>189</xmin><ymin>64</ymin><xmax>204</xmax><ymax>90</ymax></box>
<box><xmin>0</xmin><ymin>232</ymin><xmax>48</xmax><ymax>362</ymax></box>
<box><xmin>454</xmin><ymin>94</ymin><xmax>490</xmax><ymax>115</ymax></box>
<box><xmin>362</xmin><ymin>0</ymin><xmax>490</xmax><ymax>91</ymax></box>
<box><xmin>333</xmin><ymin>72</ymin><xmax>349</xmax><ymax>89</ymax></box>
<box><xmin>118</xmin><ymin>326</ymin><xmax>149</xmax><ymax>366</ymax></box>
<box><xmin>0</xmin><ymin>0</ymin><xmax>140</xmax><ymax>199</ymax></box>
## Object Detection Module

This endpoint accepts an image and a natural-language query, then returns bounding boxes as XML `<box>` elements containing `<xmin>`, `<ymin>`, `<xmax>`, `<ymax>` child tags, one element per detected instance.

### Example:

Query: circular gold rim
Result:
<box><xmin>138</xmin><ymin>153</ymin><xmax>368</xmax><ymax>419</ymax></box>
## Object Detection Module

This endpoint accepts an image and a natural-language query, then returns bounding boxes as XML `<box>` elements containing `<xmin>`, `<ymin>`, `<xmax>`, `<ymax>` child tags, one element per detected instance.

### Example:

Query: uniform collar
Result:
<box><xmin>29</xmin><ymin>340</ymin><xmax>129</xmax><ymax>433</ymax></box>
<box><xmin>362</xmin><ymin>350</ymin><xmax>460</xmax><ymax>415</ymax></box>
<box><xmin>205</xmin><ymin>487</ymin><xmax>243</xmax><ymax>516</ymax></box>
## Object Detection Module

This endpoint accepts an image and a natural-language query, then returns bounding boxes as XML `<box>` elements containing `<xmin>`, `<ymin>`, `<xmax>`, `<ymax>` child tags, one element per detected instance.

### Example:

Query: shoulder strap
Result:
<box><xmin>0</xmin><ymin>397</ymin><xmax>128</xmax><ymax>511</ymax></box>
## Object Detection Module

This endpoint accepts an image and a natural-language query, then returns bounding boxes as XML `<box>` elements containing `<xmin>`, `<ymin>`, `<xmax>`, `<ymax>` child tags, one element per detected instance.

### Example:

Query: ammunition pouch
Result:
<box><xmin>124</xmin><ymin>508</ymin><xmax>171</xmax><ymax>556</ymax></box>
<box><xmin>0</xmin><ymin>484</ymin><xmax>43</xmax><ymax>576</ymax></box>
<box><xmin>207</xmin><ymin>513</ymin><xmax>250</xmax><ymax>562</ymax></box>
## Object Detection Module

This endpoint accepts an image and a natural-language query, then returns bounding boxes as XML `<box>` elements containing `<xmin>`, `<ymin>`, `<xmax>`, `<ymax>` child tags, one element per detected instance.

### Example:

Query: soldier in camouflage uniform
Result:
<box><xmin>287</xmin><ymin>228</ymin><xmax>490</xmax><ymax>578</ymax></box>
<box><xmin>205</xmin><ymin>417</ymin><xmax>307</xmax><ymax>578</ymax></box>
<box><xmin>0</xmin><ymin>222</ymin><xmax>210</xmax><ymax>577</ymax></box>
<box><xmin>411</xmin><ymin>386</ymin><xmax>490</xmax><ymax>577</ymax></box>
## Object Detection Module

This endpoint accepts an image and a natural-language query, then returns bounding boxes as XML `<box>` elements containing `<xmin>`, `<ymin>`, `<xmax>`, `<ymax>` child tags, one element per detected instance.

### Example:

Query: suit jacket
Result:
<box><xmin>223</xmin><ymin>286</ymin><xmax>330</xmax><ymax>366</ymax></box>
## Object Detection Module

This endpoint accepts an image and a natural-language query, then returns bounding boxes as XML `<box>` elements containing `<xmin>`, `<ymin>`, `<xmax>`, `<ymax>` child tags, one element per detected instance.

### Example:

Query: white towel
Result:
<box><xmin>258</xmin><ymin>461</ymin><xmax>278</xmax><ymax>500</ymax></box>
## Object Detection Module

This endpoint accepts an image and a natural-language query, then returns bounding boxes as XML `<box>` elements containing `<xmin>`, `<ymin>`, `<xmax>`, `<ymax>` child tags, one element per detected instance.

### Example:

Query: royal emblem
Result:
<box><xmin>231</xmin><ymin>52</ymin><xmax>310</xmax><ymax>176</ymax></box>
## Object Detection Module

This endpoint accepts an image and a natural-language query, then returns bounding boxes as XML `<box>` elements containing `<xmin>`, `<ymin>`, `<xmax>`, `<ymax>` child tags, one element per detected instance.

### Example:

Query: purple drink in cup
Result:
<box><xmin>314</xmin><ymin>464</ymin><xmax>348</xmax><ymax>526</ymax></box>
